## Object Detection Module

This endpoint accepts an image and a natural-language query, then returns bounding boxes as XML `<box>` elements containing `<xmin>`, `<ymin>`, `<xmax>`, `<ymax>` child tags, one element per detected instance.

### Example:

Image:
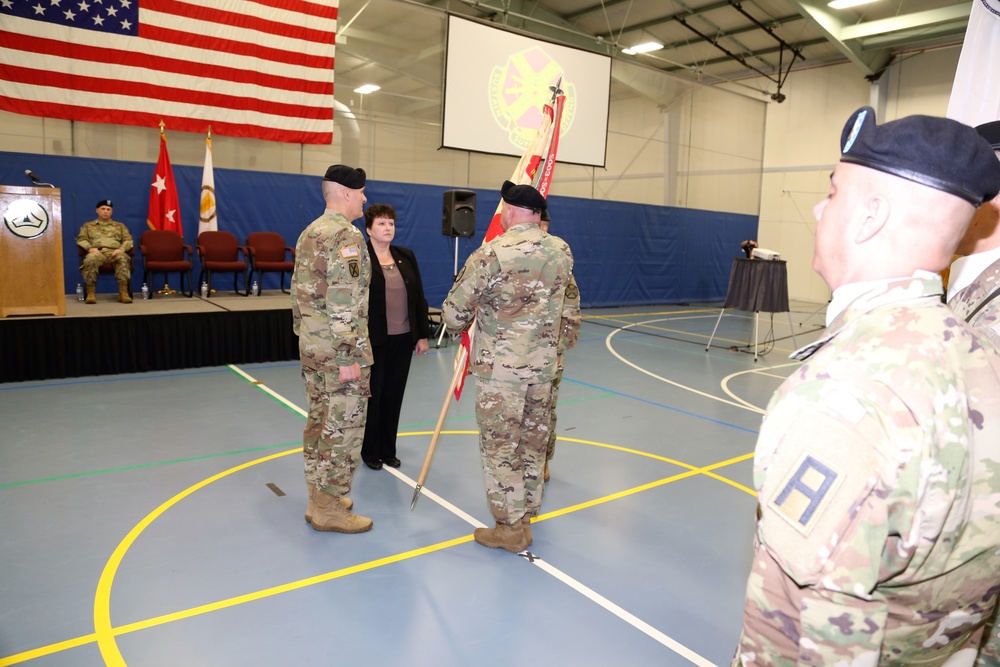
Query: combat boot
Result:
<box><xmin>118</xmin><ymin>281</ymin><xmax>132</xmax><ymax>304</ymax></box>
<box><xmin>310</xmin><ymin>489</ymin><xmax>371</xmax><ymax>533</ymax></box>
<box><xmin>521</xmin><ymin>516</ymin><xmax>533</xmax><ymax>546</ymax></box>
<box><xmin>84</xmin><ymin>284</ymin><xmax>96</xmax><ymax>304</ymax></box>
<box><xmin>544</xmin><ymin>460</ymin><xmax>550</xmax><ymax>482</ymax></box>
<box><xmin>304</xmin><ymin>484</ymin><xmax>352</xmax><ymax>523</ymax></box>
<box><xmin>473</xmin><ymin>521</ymin><xmax>529</xmax><ymax>553</ymax></box>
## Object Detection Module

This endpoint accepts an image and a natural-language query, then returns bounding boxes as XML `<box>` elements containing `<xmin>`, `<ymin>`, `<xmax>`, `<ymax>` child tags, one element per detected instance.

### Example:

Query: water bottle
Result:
<box><xmin>141</xmin><ymin>283</ymin><xmax>149</xmax><ymax>300</ymax></box>
<box><xmin>76</xmin><ymin>282</ymin><xmax>84</xmax><ymax>301</ymax></box>
<box><xmin>200</xmin><ymin>281</ymin><xmax>208</xmax><ymax>298</ymax></box>
<box><xmin>251</xmin><ymin>280</ymin><xmax>259</xmax><ymax>297</ymax></box>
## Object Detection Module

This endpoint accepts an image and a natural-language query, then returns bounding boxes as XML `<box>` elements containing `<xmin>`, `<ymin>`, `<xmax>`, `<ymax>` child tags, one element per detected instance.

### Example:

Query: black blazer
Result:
<box><xmin>366</xmin><ymin>242</ymin><xmax>431</xmax><ymax>345</ymax></box>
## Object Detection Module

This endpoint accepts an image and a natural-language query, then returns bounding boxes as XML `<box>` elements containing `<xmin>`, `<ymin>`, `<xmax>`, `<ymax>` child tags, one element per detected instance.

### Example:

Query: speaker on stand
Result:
<box><xmin>437</xmin><ymin>189</ymin><xmax>477</xmax><ymax>347</ymax></box>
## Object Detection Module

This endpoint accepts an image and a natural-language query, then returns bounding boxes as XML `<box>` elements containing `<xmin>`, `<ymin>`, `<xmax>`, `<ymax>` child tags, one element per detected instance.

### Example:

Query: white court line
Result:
<box><xmin>229</xmin><ymin>363</ymin><xmax>719</xmax><ymax>667</ymax></box>
<box><xmin>720</xmin><ymin>364</ymin><xmax>799</xmax><ymax>412</ymax></box>
<box><xmin>605</xmin><ymin>318</ymin><xmax>766</xmax><ymax>413</ymax></box>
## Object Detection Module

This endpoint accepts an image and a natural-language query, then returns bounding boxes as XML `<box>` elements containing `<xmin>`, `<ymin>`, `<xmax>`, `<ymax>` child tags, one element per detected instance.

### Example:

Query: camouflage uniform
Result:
<box><xmin>291</xmin><ymin>209</ymin><xmax>373</xmax><ymax>497</ymax></box>
<box><xmin>442</xmin><ymin>222</ymin><xmax>577</xmax><ymax>526</ymax></box>
<box><xmin>949</xmin><ymin>257</ymin><xmax>1000</xmax><ymax>667</ymax></box>
<box><xmin>949</xmin><ymin>255</ymin><xmax>1000</xmax><ymax>347</ymax></box>
<box><xmin>546</xmin><ymin>273</ymin><xmax>581</xmax><ymax>463</ymax></box>
<box><xmin>76</xmin><ymin>218</ymin><xmax>133</xmax><ymax>284</ymax></box>
<box><xmin>734</xmin><ymin>273</ymin><xmax>1000</xmax><ymax>667</ymax></box>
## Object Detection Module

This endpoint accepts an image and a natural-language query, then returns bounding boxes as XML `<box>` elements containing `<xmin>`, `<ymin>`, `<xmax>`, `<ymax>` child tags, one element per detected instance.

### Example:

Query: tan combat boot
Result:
<box><xmin>310</xmin><ymin>489</ymin><xmax>371</xmax><ymax>533</ymax></box>
<box><xmin>84</xmin><ymin>284</ymin><xmax>96</xmax><ymax>304</ymax></box>
<box><xmin>473</xmin><ymin>521</ymin><xmax>528</xmax><ymax>553</ymax></box>
<box><xmin>304</xmin><ymin>484</ymin><xmax>352</xmax><ymax>523</ymax></box>
<box><xmin>521</xmin><ymin>516</ymin><xmax>533</xmax><ymax>546</ymax></box>
<box><xmin>118</xmin><ymin>281</ymin><xmax>132</xmax><ymax>304</ymax></box>
<box><xmin>544</xmin><ymin>460</ymin><xmax>550</xmax><ymax>482</ymax></box>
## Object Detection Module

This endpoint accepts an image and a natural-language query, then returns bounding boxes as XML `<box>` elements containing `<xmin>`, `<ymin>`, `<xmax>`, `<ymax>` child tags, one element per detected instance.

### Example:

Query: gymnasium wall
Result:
<box><xmin>0</xmin><ymin>151</ymin><xmax>757</xmax><ymax>308</ymax></box>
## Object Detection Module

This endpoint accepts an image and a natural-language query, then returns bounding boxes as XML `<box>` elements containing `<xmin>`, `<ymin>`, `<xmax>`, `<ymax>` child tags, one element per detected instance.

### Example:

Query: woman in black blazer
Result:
<box><xmin>361</xmin><ymin>203</ymin><xmax>431</xmax><ymax>470</ymax></box>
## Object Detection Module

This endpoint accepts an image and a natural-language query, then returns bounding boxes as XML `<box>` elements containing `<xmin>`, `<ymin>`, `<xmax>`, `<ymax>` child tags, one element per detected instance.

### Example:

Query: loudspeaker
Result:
<box><xmin>442</xmin><ymin>189</ymin><xmax>476</xmax><ymax>237</ymax></box>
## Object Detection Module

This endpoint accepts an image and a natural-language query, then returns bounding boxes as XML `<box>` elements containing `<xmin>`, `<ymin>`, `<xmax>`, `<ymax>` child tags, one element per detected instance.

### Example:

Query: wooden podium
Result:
<box><xmin>1</xmin><ymin>185</ymin><xmax>66</xmax><ymax>317</ymax></box>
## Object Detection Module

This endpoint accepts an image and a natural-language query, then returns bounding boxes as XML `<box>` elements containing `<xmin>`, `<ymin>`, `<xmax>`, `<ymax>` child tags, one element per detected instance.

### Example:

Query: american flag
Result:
<box><xmin>0</xmin><ymin>0</ymin><xmax>337</xmax><ymax>144</ymax></box>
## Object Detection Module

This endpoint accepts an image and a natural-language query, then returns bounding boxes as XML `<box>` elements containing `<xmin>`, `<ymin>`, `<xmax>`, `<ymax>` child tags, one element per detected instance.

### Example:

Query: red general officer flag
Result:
<box><xmin>147</xmin><ymin>129</ymin><xmax>182</xmax><ymax>236</ymax></box>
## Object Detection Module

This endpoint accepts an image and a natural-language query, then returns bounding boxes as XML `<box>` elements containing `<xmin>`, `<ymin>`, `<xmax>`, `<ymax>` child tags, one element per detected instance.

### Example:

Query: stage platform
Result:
<box><xmin>0</xmin><ymin>291</ymin><xmax>297</xmax><ymax>383</ymax></box>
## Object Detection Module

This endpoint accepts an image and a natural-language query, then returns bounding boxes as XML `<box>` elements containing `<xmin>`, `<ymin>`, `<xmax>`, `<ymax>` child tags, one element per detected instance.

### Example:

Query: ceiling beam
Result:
<box><xmin>839</xmin><ymin>2</ymin><xmax>970</xmax><ymax>40</ymax></box>
<box><xmin>789</xmin><ymin>0</ymin><xmax>892</xmax><ymax>75</ymax></box>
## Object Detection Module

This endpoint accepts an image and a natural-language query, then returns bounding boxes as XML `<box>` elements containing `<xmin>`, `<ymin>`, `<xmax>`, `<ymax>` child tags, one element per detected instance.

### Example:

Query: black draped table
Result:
<box><xmin>706</xmin><ymin>258</ymin><xmax>796</xmax><ymax>360</ymax></box>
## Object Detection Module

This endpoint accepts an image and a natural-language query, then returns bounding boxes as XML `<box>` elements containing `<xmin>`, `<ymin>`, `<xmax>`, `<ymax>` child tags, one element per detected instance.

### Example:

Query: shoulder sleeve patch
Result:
<box><xmin>768</xmin><ymin>452</ymin><xmax>843</xmax><ymax>535</ymax></box>
<box><xmin>340</xmin><ymin>246</ymin><xmax>360</xmax><ymax>258</ymax></box>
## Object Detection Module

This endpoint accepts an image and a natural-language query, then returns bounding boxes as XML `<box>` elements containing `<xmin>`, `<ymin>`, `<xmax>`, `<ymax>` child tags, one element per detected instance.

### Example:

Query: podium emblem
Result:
<box><xmin>3</xmin><ymin>199</ymin><xmax>50</xmax><ymax>240</ymax></box>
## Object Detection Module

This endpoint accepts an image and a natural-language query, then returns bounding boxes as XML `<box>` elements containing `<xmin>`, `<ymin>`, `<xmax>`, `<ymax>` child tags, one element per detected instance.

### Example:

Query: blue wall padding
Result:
<box><xmin>1</xmin><ymin>151</ymin><xmax>757</xmax><ymax>307</ymax></box>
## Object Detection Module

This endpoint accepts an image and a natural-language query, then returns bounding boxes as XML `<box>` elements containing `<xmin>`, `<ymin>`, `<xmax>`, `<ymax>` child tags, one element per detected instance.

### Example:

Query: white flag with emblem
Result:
<box><xmin>946</xmin><ymin>0</ymin><xmax>1000</xmax><ymax>127</ymax></box>
<box><xmin>200</xmin><ymin>131</ymin><xmax>218</xmax><ymax>233</ymax></box>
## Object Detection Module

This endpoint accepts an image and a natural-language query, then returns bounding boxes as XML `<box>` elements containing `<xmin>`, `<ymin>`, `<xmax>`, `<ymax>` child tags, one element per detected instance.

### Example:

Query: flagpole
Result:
<box><xmin>155</xmin><ymin>120</ymin><xmax>177</xmax><ymax>295</ymax></box>
<box><xmin>410</xmin><ymin>337</ymin><xmax>470</xmax><ymax>510</ymax></box>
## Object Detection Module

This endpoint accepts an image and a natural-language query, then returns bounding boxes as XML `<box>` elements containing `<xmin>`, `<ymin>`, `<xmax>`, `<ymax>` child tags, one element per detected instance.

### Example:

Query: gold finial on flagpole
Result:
<box><xmin>159</xmin><ymin>120</ymin><xmax>165</xmax><ymax>132</ymax></box>
<box><xmin>207</xmin><ymin>126</ymin><xmax>212</xmax><ymax>139</ymax></box>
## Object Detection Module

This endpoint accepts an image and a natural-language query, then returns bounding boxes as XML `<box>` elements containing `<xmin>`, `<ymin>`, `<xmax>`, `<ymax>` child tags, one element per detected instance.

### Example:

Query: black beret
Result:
<box><xmin>96</xmin><ymin>199</ymin><xmax>112</xmax><ymax>208</ymax></box>
<box><xmin>976</xmin><ymin>121</ymin><xmax>1000</xmax><ymax>150</ymax></box>
<box><xmin>500</xmin><ymin>180</ymin><xmax>547</xmax><ymax>212</ymax></box>
<box><xmin>839</xmin><ymin>107</ymin><xmax>1000</xmax><ymax>206</ymax></box>
<box><xmin>323</xmin><ymin>164</ymin><xmax>366</xmax><ymax>189</ymax></box>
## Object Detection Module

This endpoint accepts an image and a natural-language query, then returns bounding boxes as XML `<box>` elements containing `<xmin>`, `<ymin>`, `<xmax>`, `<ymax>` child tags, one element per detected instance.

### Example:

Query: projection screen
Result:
<box><xmin>442</xmin><ymin>15</ymin><xmax>611</xmax><ymax>168</ymax></box>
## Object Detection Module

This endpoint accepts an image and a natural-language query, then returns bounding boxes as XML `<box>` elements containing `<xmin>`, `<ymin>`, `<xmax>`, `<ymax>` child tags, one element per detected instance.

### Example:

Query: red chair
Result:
<box><xmin>245</xmin><ymin>232</ymin><xmax>295</xmax><ymax>294</ymax></box>
<box><xmin>197</xmin><ymin>231</ymin><xmax>249</xmax><ymax>296</ymax></box>
<box><xmin>139</xmin><ymin>230</ymin><xmax>194</xmax><ymax>298</ymax></box>
<box><xmin>77</xmin><ymin>246</ymin><xmax>135</xmax><ymax>297</ymax></box>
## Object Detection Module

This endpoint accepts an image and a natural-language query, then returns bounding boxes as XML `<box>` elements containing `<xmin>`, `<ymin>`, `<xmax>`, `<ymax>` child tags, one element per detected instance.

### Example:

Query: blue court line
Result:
<box><xmin>564</xmin><ymin>377</ymin><xmax>760</xmax><ymax>435</ymax></box>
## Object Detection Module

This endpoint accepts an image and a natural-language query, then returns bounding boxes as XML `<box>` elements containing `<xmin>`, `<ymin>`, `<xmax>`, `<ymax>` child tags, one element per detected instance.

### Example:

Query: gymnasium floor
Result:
<box><xmin>0</xmin><ymin>302</ymin><xmax>827</xmax><ymax>667</ymax></box>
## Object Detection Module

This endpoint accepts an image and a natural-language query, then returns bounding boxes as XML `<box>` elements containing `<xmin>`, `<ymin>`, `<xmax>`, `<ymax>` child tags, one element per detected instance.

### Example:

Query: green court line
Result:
<box><xmin>0</xmin><ymin>443</ymin><xmax>300</xmax><ymax>489</ymax></box>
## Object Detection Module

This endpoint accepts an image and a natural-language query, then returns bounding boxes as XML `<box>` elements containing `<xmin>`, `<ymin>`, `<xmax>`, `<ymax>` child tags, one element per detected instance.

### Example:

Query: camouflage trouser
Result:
<box><xmin>475</xmin><ymin>377</ymin><xmax>552</xmax><ymax>526</ymax></box>
<box><xmin>545</xmin><ymin>358</ymin><xmax>565</xmax><ymax>462</ymax></box>
<box><xmin>301</xmin><ymin>366</ymin><xmax>370</xmax><ymax>497</ymax></box>
<box><xmin>80</xmin><ymin>248</ymin><xmax>130</xmax><ymax>284</ymax></box>
<box><xmin>979</xmin><ymin>602</ymin><xmax>999</xmax><ymax>665</ymax></box>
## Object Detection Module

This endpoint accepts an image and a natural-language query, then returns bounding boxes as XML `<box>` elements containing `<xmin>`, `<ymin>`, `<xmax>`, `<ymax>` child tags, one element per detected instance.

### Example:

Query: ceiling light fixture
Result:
<box><xmin>622</xmin><ymin>41</ymin><xmax>663</xmax><ymax>55</ymax></box>
<box><xmin>354</xmin><ymin>84</ymin><xmax>380</xmax><ymax>94</ymax></box>
<box><xmin>827</xmin><ymin>0</ymin><xmax>878</xmax><ymax>9</ymax></box>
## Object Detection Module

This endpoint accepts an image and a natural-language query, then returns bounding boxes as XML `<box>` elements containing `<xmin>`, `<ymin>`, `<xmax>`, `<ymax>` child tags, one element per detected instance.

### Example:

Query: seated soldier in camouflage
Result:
<box><xmin>76</xmin><ymin>199</ymin><xmax>133</xmax><ymax>304</ymax></box>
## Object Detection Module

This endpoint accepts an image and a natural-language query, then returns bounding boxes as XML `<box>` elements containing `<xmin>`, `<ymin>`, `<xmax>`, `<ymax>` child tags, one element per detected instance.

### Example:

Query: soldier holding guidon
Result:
<box><xmin>443</xmin><ymin>181</ymin><xmax>579</xmax><ymax>553</ymax></box>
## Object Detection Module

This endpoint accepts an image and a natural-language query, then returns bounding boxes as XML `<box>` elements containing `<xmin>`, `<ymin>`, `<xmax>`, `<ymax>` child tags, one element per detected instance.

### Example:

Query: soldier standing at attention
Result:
<box><xmin>538</xmin><ymin>208</ymin><xmax>581</xmax><ymax>483</ymax></box>
<box><xmin>292</xmin><ymin>164</ymin><xmax>374</xmax><ymax>534</ymax></box>
<box><xmin>732</xmin><ymin>107</ymin><xmax>1000</xmax><ymax>666</ymax></box>
<box><xmin>948</xmin><ymin>120</ymin><xmax>1000</xmax><ymax>346</ymax></box>
<box><xmin>442</xmin><ymin>181</ymin><xmax>578</xmax><ymax>553</ymax></box>
<box><xmin>76</xmin><ymin>199</ymin><xmax>133</xmax><ymax>304</ymax></box>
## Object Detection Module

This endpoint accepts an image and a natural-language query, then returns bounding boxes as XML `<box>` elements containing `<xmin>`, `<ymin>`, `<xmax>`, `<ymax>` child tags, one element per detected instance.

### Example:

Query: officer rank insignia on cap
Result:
<box><xmin>768</xmin><ymin>452</ymin><xmax>843</xmax><ymax>535</ymax></box>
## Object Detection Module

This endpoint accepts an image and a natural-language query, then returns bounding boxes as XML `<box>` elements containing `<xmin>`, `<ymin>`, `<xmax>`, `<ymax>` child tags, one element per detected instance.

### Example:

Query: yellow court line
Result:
<box><xmin>8</xmin><ymin>431</ymin><xmax>753</xmax><ymax>666</ymax></box>
<box><xmin>12</xmin><ymin>362</ymin><xmax>760</xmax><ymax>667</ymax></box>
<box><xmin>92</xmin><ymin>449</ymin><xmax>300</xmax><ymax>666</ymax></box>
<box><xmin>0</xmin><ymin>634</ymin><xmax>98</xmax><ymax>667</ymax></box>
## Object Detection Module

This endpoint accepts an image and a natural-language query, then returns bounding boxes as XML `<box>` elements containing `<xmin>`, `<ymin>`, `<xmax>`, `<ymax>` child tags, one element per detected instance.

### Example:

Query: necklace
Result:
<box><xmin>381</xmin><ymin>262</ymin><xmax>395</xmax><ymax>271</ymax></box>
